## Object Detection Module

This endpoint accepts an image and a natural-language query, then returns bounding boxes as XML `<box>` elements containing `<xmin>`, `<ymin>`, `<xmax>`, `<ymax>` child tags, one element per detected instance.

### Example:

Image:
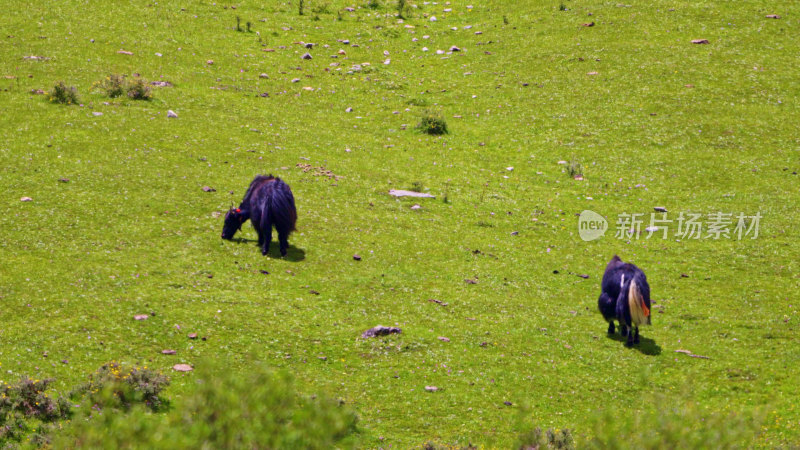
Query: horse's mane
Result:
<box><xmin>240</xmin><ymin>175</ymin><xmax>276</xmax><ymax>207</ymax></box>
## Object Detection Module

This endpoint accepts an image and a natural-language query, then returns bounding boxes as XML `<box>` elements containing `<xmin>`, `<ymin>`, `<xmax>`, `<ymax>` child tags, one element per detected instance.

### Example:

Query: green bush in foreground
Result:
<box><xmin>583</xmin><ymin>395</ymin><xmax>763</xmax><ymax>449</ymax></box>
<box><xmin>51</xmin><ymin>361</ymin><xmax>358</xmax><ymax>449</ymax></box>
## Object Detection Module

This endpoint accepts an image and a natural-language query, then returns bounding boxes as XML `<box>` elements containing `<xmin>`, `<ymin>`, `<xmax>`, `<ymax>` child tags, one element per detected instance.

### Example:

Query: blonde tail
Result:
<box><xmin>628</xmin><ymin>279</ymin><xmax>651</xmax><ymax>326</ymax></box>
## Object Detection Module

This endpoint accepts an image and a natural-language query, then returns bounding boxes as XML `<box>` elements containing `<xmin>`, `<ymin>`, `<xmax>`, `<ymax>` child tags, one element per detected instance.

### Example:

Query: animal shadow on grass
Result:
<box><xmin>231</xmin><ymin>238</ymin><xmax>306</xmax><ymax>262</ymax></box>
<box><xmin>607</xmin><ymin>332</ymin><xmax>662</xmax><ymax>356</ymax></box>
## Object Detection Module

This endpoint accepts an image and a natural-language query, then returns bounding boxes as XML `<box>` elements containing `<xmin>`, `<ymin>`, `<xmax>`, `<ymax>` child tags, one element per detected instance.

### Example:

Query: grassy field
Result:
<box><xmin>2</xmin><ymin>0</ymin><xmax>799</xmax><ymax>447</ymax></box>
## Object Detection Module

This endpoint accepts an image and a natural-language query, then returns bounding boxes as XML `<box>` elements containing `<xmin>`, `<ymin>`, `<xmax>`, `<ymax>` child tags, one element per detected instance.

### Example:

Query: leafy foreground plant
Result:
<box><xmin>50</xmin><ymin>361</ymin><xmax>358</xmax><ymax>449</ymax></box>
<box><xmin>583</xmin><ymin>393</ymin><xmax>763</xmax><ymax>449</ymax></box>
<box><xmin>69</xmin><ymin>362</ymin><xmax>169</xmax><ymax>412</ymax></box>
<box><xmin>0</xmin><ymin>377</ymin><xmax>71</xmax><ymax>443</ymax></box>
<box><xmin>47</xmin><ymin>82</ymin><xmax>79</xmax><ymax>104</ymax></box>
<box><xmin>125</xmin><ymin>78</ymin><xmax>152</xmax><ymax>100</ymax></box>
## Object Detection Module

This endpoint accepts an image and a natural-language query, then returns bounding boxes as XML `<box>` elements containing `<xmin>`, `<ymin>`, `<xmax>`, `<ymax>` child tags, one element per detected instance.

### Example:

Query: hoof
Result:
<box><xmin>625</xmin><ymin>341</ymin><xmax>634</xmax><ymax>348</ymax></box>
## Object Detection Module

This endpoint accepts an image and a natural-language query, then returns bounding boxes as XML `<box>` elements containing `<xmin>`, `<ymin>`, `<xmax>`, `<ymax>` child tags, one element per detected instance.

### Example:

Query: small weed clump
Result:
<box><xmin>567</xmin><ymin>157</ymin><xmax>583</xmax><ymax>179</ymax></box>
<box><xmin>299</xmin><ymin>0</ymin><xmax>305</xmax><ymax>15</ymax></box>
<box><xmin>559</xmin><ymin>2</ymin><xmax>567</xmax><ymax>11</ymax></box>
<box><xmin>397</xmin><ymin>0</ymin><xmax>407</xmax><ymax>18</ymax></box>
<box><xmin>69</xmin><ymin>362</ymin><xmax>169</xmax><ymax>411</ymax></box>
<box><xmin>416</xmin><ymin>111</ymin><xmax>449</xmax><ymax>135</ymax></box>
<box><xmin>91</xmin><ymin>74</ymin><xmax>126</xmax><ymax>98</ymax></box>
<box><xmin>516</xmin><ymin>427</ymin><xmax>575</xmax><ymax>449</ymax></box>
<box><xmin>126</xmin><ymin>78</ymin><xmax>152</xmax><ymax>100</ymax></box>
<box><xmin>368</xmin><ymin>0</ymin><xmax>380</xmax><ymax>9</ymax></box>
<box><xmin>48</xmin><ymin>82</ymin><xmax>79</xmax><ymax>104</ymax></box>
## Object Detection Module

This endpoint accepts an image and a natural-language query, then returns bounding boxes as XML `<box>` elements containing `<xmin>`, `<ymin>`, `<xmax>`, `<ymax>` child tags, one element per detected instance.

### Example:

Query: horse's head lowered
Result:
<box><xmin>221</xmin><ymin>207</ymin><xmax>248</xmax><ymax>240</ymax></box>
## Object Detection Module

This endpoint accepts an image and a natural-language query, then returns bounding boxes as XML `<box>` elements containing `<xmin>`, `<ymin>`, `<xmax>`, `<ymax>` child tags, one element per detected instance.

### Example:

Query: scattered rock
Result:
<box><xmin>438</xmin><ymin>336</ymin><xmax>450</xmax><ymax>342</ymax></box>
<box><xmin>117</xmin><ymin>50</ymin><xmax>133</xmax><ymax>55</ymax></box>
<box><xmin>389</xmin><ymin>189</ymin><xmax>435</xmax><ymax>198</ymax></box>
<box><xmin>504</xmin><ymin>401</ymin><xmax>513</xmax><ymax>406</ymax></box>
<box><xmin>167</xmin><ymin>110</ymin><xmax>178</xmax><ymax>118</ymax></box>
<box><xmin>134</xmin><ymin>314</ymin><xmax>149</xmax><ymax>320</ymax></box>
<box><xmin>511</xmin><ymin>231</ymin><xmax>519</xmax><ymax>236</ymax></box>
<box><xmin>685</xmin><ymin>84</ymin><xmax>694</xmax><ymax>88</ymax></box>
<box><xmin>410</xmin><ymin>204</ymin><xmax>421</xmax><ymax>210</ymax></box>
<box><xmin>309</xmin><ymin>289</ymin><xmax>320</xmax><ymax>295</ymax></box>
<box><xmin>425</xmin><ymin>386</ymin><xmax>439</xmax><ymax>392</ymax></box>
<box><xmin>361</xmin><ymin>325</ymin><xmax>402</xmax><ymax>338</ymax></box>
<box><xmin>449</xmin><ymin>45</ymin><xmax>461</xmax><ymax>52</ymax></box>
<box><xmin>304</xmin><ymin>42</ymin><xmax>314</xmax><ymax>49</ymax></box>
<box><xmin>428</xmin><ymin>298</ymin><xmax>448</xmax><ymax>306</ymax></box>
<box><xmin>206</xmin><ymin>59</ymin><xmax>214</xmax><ymax>65</ymax></box>
<box><xmin>681</xmin><ymin>273</ymin><xmax>689</xmax><ymax>278</ymax></box>
<box><xmin>577</xmin><ymin>274</ymin><xmax>590</xmax><ymax>279</ymax></box>
<box><xmin>318</xmin><ymin>356</ymin><xmax>328</xmax><ymax>361</ymax></box>
<box><xmin>188</xmin><ymin>333</ymin><xmax>198</xmax><ymax>339</ymax></box>
<box><xmin>201</xmin><ymin>186</ymin><xmax>216</xmax><ymax>192</ymax></box>
<box><xmin>58</xmin><ymin>178</ymin><xmax>70</xmax><ymax>183</ymax></box>
<box><xmin>92</xmin><ymin>112</ymin><xmax>103</xmax><ymax>116</ymax></box>
<box><xmin>464</xmin><ymin>278</ymin><xmax>478</xmax><ymax>284</ymax></box>
<box><xmin>654</xmin><ymin>206</ymin><xmax>668</xmax><ymax>212</ymax></box>
<box><xmin>353</xmin><ymin>254</ymin><xmax>362</xmax><ymax>261</ymax></box>
<box><xmin>259</xmin><ymin>73</ymin><xmax>269</xmax><ymax>79</ymax></box>
<box><xmin>675</xmin><ymin>349</ymin><xmax>710</xmax><ymax>359</ymax></box>
<box><xmin>301</xmin><ymin>52</ymin><xmax>312</xmax><ymax>60</ymax></box>
<box><xmin>173</xmin><ymin>364</ymin><xmax>193</xmax><ymax>372</ymax></box>
<box><xmin>345</xmin><ymin>107</ymin><xmax>353</xmax><ymax>112</ymax></box>
<box><xmin>20</xmin><ymin>196</ymin><xmax>32</xmax><ymax>202</ymax></box>
<box><xmin>691</xmin><ymin>39</ymin><xmax>710</xmax><ymax>44</ymax></box>
<box><xmin>161</xmin><ymin>349</ymin><xmax>177</xmax><ymax>355</ymax></box>
<box><xmin>765</xmin><ymin>14</ymin><xmax>781</xmax><ymax>19</ymax></box>
<box><xmin>587</xmin><ymin>71</ymin><xmax>599</xmax><ymax>75</ymax></box>
<box><xmin>150</xmin><ymin>81</ymin><xmax>173</xmax><ymax>87</ymax></box>
<box><xmin>259</xmin><ymin>269</ymin><xmax>269</xmax><ymax>275</ymax></box>
<box><xmin>582</xmin><ymin>22</ymin><xmax>595</xmax><ymax>27</ymax></box>
<box><xmin>30</xmin><ymin>89</ymin><xmax>46</xmax><ymax>95</ymax></box>
<box><xmin>291</xmin><ymin>78</ymin><xmax>301</xmax><ymax>83</ymax></box>
<box><xmin>23</xmin><ymin>55</ymin><xmax>50</xmax><ymax>60</ymax></box>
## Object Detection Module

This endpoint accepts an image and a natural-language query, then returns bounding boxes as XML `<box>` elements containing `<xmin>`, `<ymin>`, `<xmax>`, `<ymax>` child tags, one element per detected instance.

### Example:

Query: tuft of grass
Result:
<box><xmin>91</xmin><ymin>74</ymin><xmax>126</xmax><ymax>98</ymax></box>
<box><xmin>299</xmin><ymin>0</ymin><xmax>305</xmax><ymax>15</ymax></box>
<box><xmin>567</xmin><ymin>157</ymin><xmax>583</xmax><ymax>179</ymax></box>
<box><xmin>416</xmin><ymin>110</ymin><xmax>448</xmax><ymax>135</ymax></box>
<box><xmin>559</xmin><ymin>2</ymin><xmax>567</xmax><ymax>11</ymax></box>
<box><xmin>47</xmin><ymin>81</ymin><xmax>79</xmax><ymax>104</ymax></box>
<box><xmin>367</xmin><ymin>0</ymin><xmax>380</xmax><ymax>10</ymax></box>
<box><xmin>126</xmin><ymin>78</ymin><xmax>152</xmax><ymax>100</ymax></box>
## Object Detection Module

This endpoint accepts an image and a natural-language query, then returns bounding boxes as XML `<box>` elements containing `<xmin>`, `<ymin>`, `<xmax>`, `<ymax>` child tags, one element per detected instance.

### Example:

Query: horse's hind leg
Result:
<box><xmin>607</xmin><ymin>321</ymin><xmax>615</xmax><ymax>335</ymax></box>
<box><xmin>625</xmin><ymin>325</ymin><xmax>635</xmax><ymax>347</ymax></box>
<box><xmin>260</xmin><ymin>220</ymin><xmax>272</xmax><ymax>256</ymax></box>
<box><xmin>634</xmin><ymin>327</ymin><xmax>640</xmax><ymax>344</ymax></box>
<box><xmin>277</xmin><ymin>228</ymin><xmax>290</xmax><ymax>257</ymax></box>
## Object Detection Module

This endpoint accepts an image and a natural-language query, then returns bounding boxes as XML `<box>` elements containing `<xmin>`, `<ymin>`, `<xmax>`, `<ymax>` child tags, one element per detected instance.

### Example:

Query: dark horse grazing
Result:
<box><xmin>598</xmin><ymin>255</ymin><xmax>651</xmax><ymax>347</ymax></box>
<box><xmin>221</xmin><ymin>175</ymin><xmax>297</xmax><ymax>256</ymax></box>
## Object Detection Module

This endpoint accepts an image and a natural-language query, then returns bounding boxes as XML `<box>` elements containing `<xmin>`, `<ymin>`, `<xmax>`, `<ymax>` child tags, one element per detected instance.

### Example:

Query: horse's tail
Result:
<box><xmin>269</xmin><ymin>180</ymin><xmax>297</xmax><ymax>232</ymax></box>
<box><xmin>628</xmin><ymin>279</ymin><xmax>651</xmax><ymax>326</ymax></box>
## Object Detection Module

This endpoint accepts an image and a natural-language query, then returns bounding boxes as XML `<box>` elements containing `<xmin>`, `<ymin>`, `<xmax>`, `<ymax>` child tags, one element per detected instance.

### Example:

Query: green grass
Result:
<box><xmin>1</xmin><ymin>0</ymin><xmax>799</xmax><ymax>447</ymax></box>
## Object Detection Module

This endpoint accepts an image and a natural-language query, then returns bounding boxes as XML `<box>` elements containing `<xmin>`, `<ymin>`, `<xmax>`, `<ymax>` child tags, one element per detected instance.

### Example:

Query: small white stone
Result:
<box><xmin>167</xmin><ymin>110</ymin><xmax>178</xmax><ymax>118</ymax></box>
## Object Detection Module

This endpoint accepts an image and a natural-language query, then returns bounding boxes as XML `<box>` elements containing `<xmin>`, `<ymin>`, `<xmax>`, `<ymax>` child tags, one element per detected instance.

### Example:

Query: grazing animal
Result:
<box><xmin>597</xmin><ymin>255</ymin><xmax>651</xmax><ymax>347</ymax></box>
<box><xmin>221</xmin><ymin>175</ymin><xmax>297</xmax><ymax>256</ymax></box>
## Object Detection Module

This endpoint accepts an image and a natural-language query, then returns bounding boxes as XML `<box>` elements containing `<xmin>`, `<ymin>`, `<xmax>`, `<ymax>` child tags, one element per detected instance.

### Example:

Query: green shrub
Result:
<box><xmin>0</xmin><ymin>377</ymin><xmax>71</xmax><ymax>444</ymax></box>
<box><xmin>584</xmin><ymin>395</ymin><xmax>762</xmax><ymax>449</ymax></box>
<box><xmin>126</xmin><ymin>78</ymin><xmax>152</xmax><ymax>100</ymax></box>
<box><xmin>48</xmin><ymin>82</ymin><xmax>79</xmax><ymax>104</ymax></box>
<box><xmin>92</xmin><ymin>74</ymin><xmax>126</xmax><ymax>98</ymax></box>
<box><xmin>52</xmin><ymin>361</ymin><xmax>358</xmax><ymax>449</ymax></box>
<box><xmin>516</xmin><ymin>427</ymin><xmax>575</xmax><ymax>450</ymax></box>
<box><xmin>69</xmin><ymin>362</ymin><xmax>169</xmax><ymax>412</ymax></box>
<box><xmin>416</xmin><ymin>111</ymin><xmax>449</xmax><ymax>135</ymax></box>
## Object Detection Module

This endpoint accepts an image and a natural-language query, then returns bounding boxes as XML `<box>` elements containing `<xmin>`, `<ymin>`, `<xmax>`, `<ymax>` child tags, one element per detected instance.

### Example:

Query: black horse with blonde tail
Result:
<box><xmin>597</xmin><ymin>255</ymin><xmax>652</xmax><ymax>347</ymax></box>
<box><xmin>221</xmin><ymin>175</ymin><xmax>297</xmax><ymax>256</ymax></box>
